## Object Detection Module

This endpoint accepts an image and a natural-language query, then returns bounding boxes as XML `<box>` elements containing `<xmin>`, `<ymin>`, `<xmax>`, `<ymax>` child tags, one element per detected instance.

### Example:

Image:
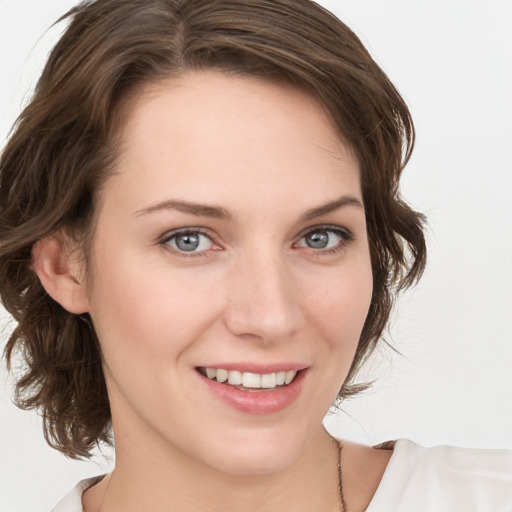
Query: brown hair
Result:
<box><xmin>0</xmin><ymin>0</ymin><xmax>426</xmax><ymax>459</ymax></box>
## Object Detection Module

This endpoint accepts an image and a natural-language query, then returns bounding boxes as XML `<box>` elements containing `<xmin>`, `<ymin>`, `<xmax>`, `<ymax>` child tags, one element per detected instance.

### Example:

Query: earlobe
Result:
<box><xmin>32</xmin><ymin>236</ymin><xmax>90</xmax><ymax>314</ymax></box>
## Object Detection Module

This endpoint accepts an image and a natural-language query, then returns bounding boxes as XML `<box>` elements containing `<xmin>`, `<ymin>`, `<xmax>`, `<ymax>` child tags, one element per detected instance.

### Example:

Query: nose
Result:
<box><xmin>223</xmin><ymin>251</ymin><xmax>303</xmax><ymax>344</ymax></box>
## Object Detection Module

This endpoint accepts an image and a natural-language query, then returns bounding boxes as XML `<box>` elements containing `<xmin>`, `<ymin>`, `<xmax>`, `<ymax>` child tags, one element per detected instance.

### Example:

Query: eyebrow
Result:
<box><xmin>134</xmin><ymin>194</ymin><xmax>363</xmax><ymax>221</ymax></box>
<box><xmin>134</xmin><ymin>199</ymin><xmax>232</xmax><ymax>220</ymax></box>
<box><xmin>299</xmin><ymin>195</ymin><xmax>364</xmax><ymax>222</ymax></box>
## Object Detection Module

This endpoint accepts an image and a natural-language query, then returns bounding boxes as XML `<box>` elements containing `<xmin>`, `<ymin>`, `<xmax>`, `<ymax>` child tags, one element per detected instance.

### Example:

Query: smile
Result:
<box><xmin>197</xmin><ymin>366</ymin><xmax>307</xmax><ymax>414</ymax></box>
<box><xmin>198</xmin><ymin>367</ymin><xmax>298</xmax><ymax>390</ymax></box>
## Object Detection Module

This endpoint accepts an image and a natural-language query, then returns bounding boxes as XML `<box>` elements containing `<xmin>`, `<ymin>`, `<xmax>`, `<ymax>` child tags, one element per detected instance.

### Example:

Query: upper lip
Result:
<box><xmin>196</xmin><ymin>363</ymin><xmax>308</xmax><ymax>374</ymax></box>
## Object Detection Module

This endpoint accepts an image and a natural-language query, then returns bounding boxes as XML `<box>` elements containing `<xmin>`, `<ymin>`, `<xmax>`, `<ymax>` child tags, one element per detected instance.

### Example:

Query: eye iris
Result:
<box><xmin>305</xmin><ymin>230</ymin><xmax>330</xmax><ymax>249</ymax></box>
<box><xmin>175</xmin><ymin>233</ymin><xmax>200</xmax><ymax>251</ymax></box>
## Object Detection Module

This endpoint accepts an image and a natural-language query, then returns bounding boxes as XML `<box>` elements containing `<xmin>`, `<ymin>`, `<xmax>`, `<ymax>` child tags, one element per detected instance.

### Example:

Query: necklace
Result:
<box><xmin>334</xmin><ymin>437</ymin><xmax>347</xmax><ymax>512</ymax></box>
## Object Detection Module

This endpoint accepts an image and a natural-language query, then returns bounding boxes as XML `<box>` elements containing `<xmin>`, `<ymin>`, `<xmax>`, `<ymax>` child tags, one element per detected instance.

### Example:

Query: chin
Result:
<box><xmin>206</xmin><ymin>449</ymin><xmax>299</xmax><ymax>477</ymax></box>
<box><xmin>193</xmin><ymin>425</ymin><xmax>315</xmax><ymax>476</ymax></box>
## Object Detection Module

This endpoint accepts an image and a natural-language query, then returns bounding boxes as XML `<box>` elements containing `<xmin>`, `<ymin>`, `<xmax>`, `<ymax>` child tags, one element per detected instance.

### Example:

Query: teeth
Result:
<box><xmin>261</xmin><ymin>373</ymin><xmax>277</xmax><ymax>388</ymax></box>
<box><xmin>227</xmin><ymin>370</ymin><xmax>242</xmax><ymax>386</ymax></box>
<box><xmin>203</xmin><ymin>368</ymin><xmax>298</xmax><ymax>389</ymax></box>
<box><xmin>242</xmin><ymin>372</ymin><xmax>261</xmax><ymax>388</ymax></box>
<box><xmin>285</xmin><ymin>370</ymin><xmax>296</xmax><ymax>385</ymax></box>
<box><xmin>216</xmin><ymin>368</ymin><xmax>228</xmax><ymax>383</ymax></box>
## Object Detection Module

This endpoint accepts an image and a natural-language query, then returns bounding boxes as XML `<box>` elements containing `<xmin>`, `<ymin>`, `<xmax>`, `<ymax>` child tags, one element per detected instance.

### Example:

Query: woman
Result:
<box><xmin>0</xmin><ymin>1</ymin><xmax>510</xmax><ymax>511</ymax></box>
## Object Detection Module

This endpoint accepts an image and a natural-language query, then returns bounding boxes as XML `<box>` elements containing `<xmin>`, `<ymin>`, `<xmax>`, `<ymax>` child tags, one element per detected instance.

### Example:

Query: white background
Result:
<box><xmin>1</xmin><ymin>1</ymin><xmax>511</xmax><ymax>510</ymax></box>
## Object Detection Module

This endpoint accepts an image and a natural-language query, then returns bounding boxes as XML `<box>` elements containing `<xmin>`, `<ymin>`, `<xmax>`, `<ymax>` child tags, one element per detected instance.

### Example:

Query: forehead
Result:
<box><xmin>99</xmin><ymin>70</ymin><xmax>361</xmax><ymax>218</ymax></box>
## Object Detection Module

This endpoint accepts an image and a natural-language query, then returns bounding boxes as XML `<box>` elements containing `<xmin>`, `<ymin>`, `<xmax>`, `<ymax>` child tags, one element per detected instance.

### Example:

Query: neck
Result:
<box><xmin>86</xmin><ymin>425</ymin><xmax>341</xmax><ymax>512</ymax></box>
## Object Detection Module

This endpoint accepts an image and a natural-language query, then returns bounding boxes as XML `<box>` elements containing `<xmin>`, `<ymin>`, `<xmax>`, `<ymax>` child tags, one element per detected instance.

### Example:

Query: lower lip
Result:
<box><xmin>198</xmin><ymin>370</ymin><xmax>307</xmax><ymax>415</ymax></box>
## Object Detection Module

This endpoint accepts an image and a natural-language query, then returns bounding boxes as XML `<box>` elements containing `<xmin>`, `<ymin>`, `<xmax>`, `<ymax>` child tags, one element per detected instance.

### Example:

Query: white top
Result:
<box><xmin>52</xmin><ymin>439</ymin><xmax>512</xmax><ymax>512</ymax></box>
<box><xmin>365</xmin><ymin>439</ymin><xmax>512</xmax><ymax>511</ymax></box>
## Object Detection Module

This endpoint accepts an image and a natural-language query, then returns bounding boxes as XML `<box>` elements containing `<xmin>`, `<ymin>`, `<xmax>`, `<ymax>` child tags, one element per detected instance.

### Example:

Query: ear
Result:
<box><xmin>32</xmin><ymin>235</ymin><xmax>90</xmax><ymax>314</ymax></box>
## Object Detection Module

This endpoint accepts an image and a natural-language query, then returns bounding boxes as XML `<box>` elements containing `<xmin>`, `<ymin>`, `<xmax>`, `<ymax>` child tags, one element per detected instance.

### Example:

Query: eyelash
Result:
<box><xmin>295</xmin><ymin>225</ymin><xmax>354</xmax><ymax>255</ymax></box>
<box><xmin>159</xmin><ymin>225</ymin><xmax>354</xmax><ymax>258</ymax></box>
<box><xmin>159</xmin><ymin>228</ymin><xmax>217</xmax><ymax>258</ymax></box>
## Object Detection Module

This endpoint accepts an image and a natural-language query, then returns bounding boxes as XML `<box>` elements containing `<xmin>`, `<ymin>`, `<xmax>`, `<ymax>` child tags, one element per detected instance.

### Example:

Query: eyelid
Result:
<box><xmin>160</xmin><ymin>226</ymin><xmax>213</xmax><ymax>242</ymax></box>
<box><xmin>295</xmin><ymin>223</ymin><xmax>354</xmax><ymax>241</ymax></box>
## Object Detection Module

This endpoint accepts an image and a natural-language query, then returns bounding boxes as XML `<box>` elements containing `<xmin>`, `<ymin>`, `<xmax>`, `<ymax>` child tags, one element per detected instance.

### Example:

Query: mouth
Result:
<box><xmin>197</xmin><ymin>367</ymin><xmax>299</xmax><ymax>392</ymax></box>
<box><xmin>196</xmin><ymin>365</ymin><xmax>307</xmax><ymax>414</ymax></box>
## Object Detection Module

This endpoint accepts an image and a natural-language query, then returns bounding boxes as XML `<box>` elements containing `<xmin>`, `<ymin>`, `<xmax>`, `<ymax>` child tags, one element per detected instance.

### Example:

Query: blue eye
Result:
<box><xmin>164</xmin><ymin>230</ymin><xmax>214</xmax><ymax>253</ymax></box>
<box><xmin>297</xmin><ymin>228</ymin><xmax>352</xmax><ymax>251</ymax></box>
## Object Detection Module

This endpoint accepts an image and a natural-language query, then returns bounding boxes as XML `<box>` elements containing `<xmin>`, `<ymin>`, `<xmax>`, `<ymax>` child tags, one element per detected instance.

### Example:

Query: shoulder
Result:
<box><xmin>367</xmin><ymin>439</ymin><xmax>512</xmax><ymax>512</ymax></box>
<box><xmin>51</xmin><ymin>475</ymin><xmax>105</xmax><ymax>512</ymax></box>
<box><xmin>391</xmin><ymin>439</ymin><xmax>512</xmax><ymax>482</ymax></box>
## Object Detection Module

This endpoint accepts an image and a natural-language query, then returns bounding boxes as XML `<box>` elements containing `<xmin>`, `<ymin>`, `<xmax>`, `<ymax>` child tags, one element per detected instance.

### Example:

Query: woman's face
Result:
<box><xmin>85</xmin><ymin>71</ymin><xmax>373</xmax><ymax>475</ymax></box>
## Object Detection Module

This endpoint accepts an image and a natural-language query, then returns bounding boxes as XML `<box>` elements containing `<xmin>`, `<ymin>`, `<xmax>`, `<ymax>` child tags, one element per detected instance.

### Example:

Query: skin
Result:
<box><xmin>38</xmin><ymin>71</ymin><xmax>392</xmax><ymax>511</ymax></box>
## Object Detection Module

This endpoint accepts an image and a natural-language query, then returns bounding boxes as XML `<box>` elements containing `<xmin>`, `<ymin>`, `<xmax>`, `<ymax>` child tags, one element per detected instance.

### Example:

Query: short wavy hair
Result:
<box><xmin>0</xmin><ymin>0</ymin><xmax>426</xmax><ymax>459</ymax></box>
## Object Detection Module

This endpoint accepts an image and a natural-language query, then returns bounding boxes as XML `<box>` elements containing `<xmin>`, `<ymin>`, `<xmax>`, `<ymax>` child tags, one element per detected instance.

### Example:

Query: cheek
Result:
<box><xmin>87</xmin><ymin>256</ymin><xmax>219</xmax><ymax>373</ymax></box>
<box><xmin>303</xmin><ymin>263</ymin><xmax>373</xmax><ymax>345</ymax></box>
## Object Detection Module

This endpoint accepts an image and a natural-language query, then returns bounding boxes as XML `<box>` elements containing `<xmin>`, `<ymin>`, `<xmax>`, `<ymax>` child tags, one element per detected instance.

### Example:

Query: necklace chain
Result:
<box><xmin>335</xmin><ymin>438</ymin><xmax>346</xmax><ymax>512</ymax></box>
